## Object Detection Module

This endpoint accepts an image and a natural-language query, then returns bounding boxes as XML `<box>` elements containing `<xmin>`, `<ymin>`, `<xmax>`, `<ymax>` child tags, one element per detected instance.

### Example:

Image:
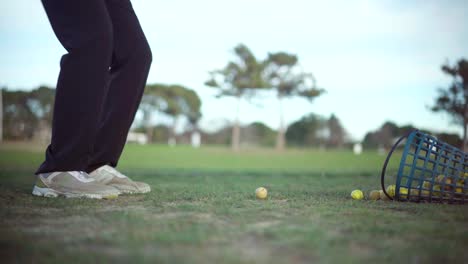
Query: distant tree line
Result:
<box><xmin>2</xmin><ymin>55</ymin><xmax>466</xmax><ymax>151</ymax></box>
<box><xmin>363</xmin><ymin>121</ymin><xmax>462</xmax><ymax>150</ymax></box>
<box><xmin>1</xmin><ymin>84</ymin><xmax>201</xmax><ymax>145</ymax></box>
<box><xmin>1</xmin><ymin>86</ymin><xmax>54</xmax><ymax>141</ymax></box>
<box><xmin>134</xmin><ymin>112</ymin><xmax>348</xmax><ymax>149</ymax></box>
<box><xmin>1</xmin><ymin>85</ymin><xmax>462</xmax><ymax>150</ymax></box>
<box><xmin>286</xmin><ymin>113</ymin><xmax>347</xmax><ymax>148</ymax></box>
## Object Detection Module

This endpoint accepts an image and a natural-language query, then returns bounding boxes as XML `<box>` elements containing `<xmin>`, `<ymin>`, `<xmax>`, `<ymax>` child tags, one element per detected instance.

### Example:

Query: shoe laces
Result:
<box><xmin>70</xmin><ymin>171</ymin><xmax>95</xmax><ymax>182</ymax></box>
<box><xmin>103</xmin><ymin>165</ymin><xmax>127</xmax><ymax>179</ymax></box>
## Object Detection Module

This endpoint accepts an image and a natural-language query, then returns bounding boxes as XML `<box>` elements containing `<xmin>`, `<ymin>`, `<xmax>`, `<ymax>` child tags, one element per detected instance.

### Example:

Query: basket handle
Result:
<box><xmin>380</xmin><ymin>129</ymin><xmax>416</xmax><ymax>200</ymax></box>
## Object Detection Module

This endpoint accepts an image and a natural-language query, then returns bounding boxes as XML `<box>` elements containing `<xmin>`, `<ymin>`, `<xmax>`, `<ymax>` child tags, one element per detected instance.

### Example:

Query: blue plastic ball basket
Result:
<box><xmin>381</xmin><ymin>130</ymin><xmax>468</xmax><ymax>204</ymax></box>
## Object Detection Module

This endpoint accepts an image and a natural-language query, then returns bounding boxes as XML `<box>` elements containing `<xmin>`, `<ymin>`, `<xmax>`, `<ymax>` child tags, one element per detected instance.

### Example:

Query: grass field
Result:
<box><xmin>0</xmin><ymin>142</ymin><xmax>467</xmax><ymax>263</ymax></box>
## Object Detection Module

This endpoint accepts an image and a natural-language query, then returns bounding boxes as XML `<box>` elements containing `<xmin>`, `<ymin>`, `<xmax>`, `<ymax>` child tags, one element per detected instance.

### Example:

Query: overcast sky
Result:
<box><xmin>1</xmin><ymin>0</ymin><xmax>467</xmax><ymax>140</ymax></box>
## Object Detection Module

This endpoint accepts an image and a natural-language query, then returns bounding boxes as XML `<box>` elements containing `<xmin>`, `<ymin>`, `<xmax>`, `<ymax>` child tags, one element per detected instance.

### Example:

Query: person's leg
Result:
<box><xmin>36</xmin><ymin>0</ymin><xmax>114</xmax><ymax>174</ymax></box>
<box><xmin>86</xmin><ymin>0</ymin><xmax>152</xmax><ymax>172</ymax></box>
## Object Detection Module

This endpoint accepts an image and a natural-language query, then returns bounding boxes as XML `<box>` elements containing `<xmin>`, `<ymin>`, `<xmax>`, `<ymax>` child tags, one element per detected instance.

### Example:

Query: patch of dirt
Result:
<box><xmin>140</xmin><ymin>211</ymin><xmax>229</xmax><ymax>227</ymax></box>
<box><xmin>348</xmin><ymin>241</ymin><xmax>374</xmax><ymax>257</ymax></box>
<box><xmin>232</xmin><ymin>234</ymin><xmax>272</xmax><ymax>261</ymax></box>
<box><xmin>93</xmin><ymin>204</ymin><xmax>148</xmax><ymax>212</ymax></box>
<box><xmin>247</xmin><ymin>220</ymin><xmax>281</xmax><ymax>230</ymax></box>
<box><xmin>161</xmin><ymin>200</ymin><xmax>208</xmax><ymax>207</ymax></box>
<box><xmin>231</xmin><ymin>233</ymin><xmax>318</xmax><ymax>264</ymax></box>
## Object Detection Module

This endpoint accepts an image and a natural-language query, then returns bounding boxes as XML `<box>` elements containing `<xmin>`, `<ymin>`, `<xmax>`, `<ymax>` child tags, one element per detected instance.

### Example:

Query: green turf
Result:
<box><xmin>0</xmin><ymin>142</ymin><xmax>467</xmax><ymax>263</ymax></box>
<box><xmin>0</xmin><ymin>143</ymin><xmax>394</xmax><ymax>173</ymax></box>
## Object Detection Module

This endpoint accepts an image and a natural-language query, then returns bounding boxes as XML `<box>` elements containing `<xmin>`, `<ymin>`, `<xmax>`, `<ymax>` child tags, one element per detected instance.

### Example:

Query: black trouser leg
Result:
<box><xmin>36</xmin><ymin>0</ymin><xmax>113</xmax><ymax>174</ymax></box>
<box><xmin>86</xmin><ymin>0</ymin><xmax>152</xmax><ymax>172</ymax></box>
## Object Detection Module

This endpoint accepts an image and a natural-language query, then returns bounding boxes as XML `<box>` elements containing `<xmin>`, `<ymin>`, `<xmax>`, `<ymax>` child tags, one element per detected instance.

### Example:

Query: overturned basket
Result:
<box><xmin>381</xmin><ymin>130</ymin><xmax>468</xmax><ymax>204</ymax></box>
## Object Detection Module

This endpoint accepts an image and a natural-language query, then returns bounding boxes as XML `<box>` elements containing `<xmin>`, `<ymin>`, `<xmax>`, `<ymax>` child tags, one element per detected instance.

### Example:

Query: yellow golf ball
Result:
<box><xmin>433</xmin><ymin>185</ymin><xmax>442</xmax><ymax>197</ymax></box>
<box><xmin>399</xmin><ymin>187</ymin><xmax>409</xmax><ymax>199</ymax></box>
<box><xmin>351</xmin><ymin>190</ymin><xmax>364</xmax><ymax>200</ymax></box>
<box><xmin>369</xmin><ymin>190</ymin><xmax>381</xmax><ymax>200</ymax></box>
<box><xmin>386</xmin><ymin>185</ymin><xmax>396</xmax><ymax>198</ymax></box>
<box><xmin>422</xmin><ymin>180</ymin><xmax>432</xmax><ymax>189</ymax></box>
<box><xmin>380</xmin><ymin>190</ymin><xmax>391</xmax><ymax>201</ymax></box>
<box><xmin>255</xmin><ymin>187</ymin><xmax>268</xmax><ymax>199</ymax></box>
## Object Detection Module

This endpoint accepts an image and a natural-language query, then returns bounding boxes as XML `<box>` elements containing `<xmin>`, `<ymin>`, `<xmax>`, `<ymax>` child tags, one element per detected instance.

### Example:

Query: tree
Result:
<box><xmin>362</xmin><ymin>122</ymin><xmax>428</xmax><ymax>149</ymax></box>
<box><xmin>263</xmin><ymin>52</ymin><xmax>324</xmax><ymax>150</ymax></box>
<box><xmin>205</xmin><ymin>44</ymin><xmax>265</xmax><ymax>151</ymax></box>
<box><xmin>177</xmin><ymin>86</ymin><xmax>202</xmax><ymax>131</ymax></box>
<box><xmin>285</xmin><ymin>113</ymin><xmax>327</xmax><ymax>147</ymax></box>
<box><xmin>140</xmin><ymin>84</ymin><xmax>169</xmax><ymax>142</ymax></box>
<box><xmin>29</xmin><ymin>86</ymin><xmax>55</xmax><ymax>124</ymax></box>
<box><xmin>436</xmin><ymin>132</ymin><xmax>462</xmax><ymax>148</ymax></box>
<box><xmin>241</xmin><ymin>122</ymin><xmax>276</xmax><ymax>147</ymax></box>
<box><xmin>362</xmin><ymin>121</ymin><xmax>399</xmax><ymax>149</ymax></box>
<box><xmin>431</xmin><ymin>58</ymin><xmax>468</xmax><ymax>151</ymax></box>
<box><xmin>378</xmin><ymin>121</ymin><xmax>399</xmax><ymax>149</ymax></box>
<box><xmin>163</xmin><ymin>85</ymin><xmax>202</xmax><ymax>145</ymax></box>
<box><xmin>327</xmin><ymin>114</ymin><xmax>346</xmax><ymax>148</ymax></box>
<box><xmin>140</xmin><ymin>84</ymin><xmax>201</xmax><ymax>144</ymax></box>
<box><xmin>2</xmin><ymin>86</ymin><xmax>55</xmax><ymax>140</ymax></box>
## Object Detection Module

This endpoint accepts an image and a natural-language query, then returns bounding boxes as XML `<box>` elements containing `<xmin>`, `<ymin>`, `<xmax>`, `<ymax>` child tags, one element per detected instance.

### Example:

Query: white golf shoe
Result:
<box><xmin>89</xmin><ymin>165</ymin><xmax>151</xmax><ymax>194</ymax></box>
<box><xmin>32</xmin><ymin>171</ymin><xmax>120</xmax><ymax>199</ymax></box>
